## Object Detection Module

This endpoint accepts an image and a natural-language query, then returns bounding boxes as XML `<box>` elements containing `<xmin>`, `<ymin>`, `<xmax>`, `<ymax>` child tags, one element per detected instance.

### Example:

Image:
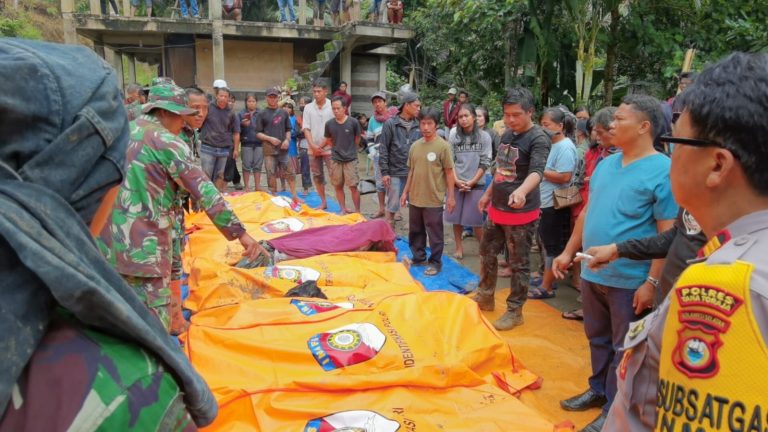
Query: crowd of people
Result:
<box><xmin>3</xmin><ymin>34</ymin><xmax>768</xmax><ymax>432</ymax></box>
<box><xmin>100</xmin><ymin>0</ymin><xmax>405</xmax><ymax>24</ymax></box>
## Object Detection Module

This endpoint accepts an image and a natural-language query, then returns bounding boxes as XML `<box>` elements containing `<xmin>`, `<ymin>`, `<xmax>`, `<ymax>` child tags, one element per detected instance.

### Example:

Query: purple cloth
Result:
<box><xmin>267</xmin><ymin>219</ymin><xmax>396</xmax><ymax>258</ymax></box>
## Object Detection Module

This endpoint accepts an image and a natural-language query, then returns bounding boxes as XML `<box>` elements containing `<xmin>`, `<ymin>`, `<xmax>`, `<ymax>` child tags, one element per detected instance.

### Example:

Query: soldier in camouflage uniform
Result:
<box><xmin>0</xmin><ymin>315</ymin><xmax>196</xmax><ymax>431</ymax></box>
<box><xmin>98</xmin><ymin>84</ymin><xmax>266</xmax><ymax>332</ymax></box>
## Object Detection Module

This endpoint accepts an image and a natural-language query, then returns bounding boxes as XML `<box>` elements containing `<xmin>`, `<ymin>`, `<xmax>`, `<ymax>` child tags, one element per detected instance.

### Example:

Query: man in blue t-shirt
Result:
<box><xmin>553</xmin><ymin>95</ymin><xmax>678</xmax><ymax>432</ymax></box>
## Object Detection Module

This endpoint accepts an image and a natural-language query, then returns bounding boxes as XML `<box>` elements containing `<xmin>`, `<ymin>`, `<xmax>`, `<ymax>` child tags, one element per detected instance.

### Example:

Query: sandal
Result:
<box><xmin>562</xmin><ymin>308</ymin><xmax>584</xmax><ymax>321</ymax></box>
<box><xmin>453</xmin><ymin>252</ymin><xmax>463</xmax><ymax>260</ymax></box>
<box><xmin>527</xmin><ymin>287</ymin><xmax>555</xmax><ymax>299</ymax></box>
<box><xmin>529</xmin><ymin>275</ymin><xmax>542</xmax><ymax>286</ymax></box>
<box><xmin>423</xmin><ymin>266</ymin><xmax>440</xmax><ymax>276</ymax></box>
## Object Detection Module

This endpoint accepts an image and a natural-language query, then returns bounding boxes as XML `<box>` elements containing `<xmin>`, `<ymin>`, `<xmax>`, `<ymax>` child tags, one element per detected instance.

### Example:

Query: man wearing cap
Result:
<box><xmin>302</xmin><ymin>80</ymin><xmax>335</xmax><ymax>209</ymax></box>
<box><xmin>367</xmin><ymin>91</ymin><xmax>396</xmax><ymax>218</ymax></box>
<box><xmin>443</xmin><ymin>87</ymin><xmax>461</xmax><ymax>130</ymax></box>
<box><xmin>256</xmin><ymin>86</ymin><xmax>300</xmax><ymax>203</ymax></box>
<box><xmin>200</xmin><ymin>85</ymin><xmax>240</xmax><ymax>191</ymax></box>
<box><xmin>379</xmin><ymin>91</ymin><xmax>422</xmax><ymax>225</ymax></box>
<box><xmin>97</xmin><ymin>84</ymin><xmax>265</xmax><ymax>333</ymax></box>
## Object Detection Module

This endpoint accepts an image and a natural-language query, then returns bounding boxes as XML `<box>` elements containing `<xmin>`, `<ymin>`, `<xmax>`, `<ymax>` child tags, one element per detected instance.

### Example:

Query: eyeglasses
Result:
<box><xmin>659</xmin><ymin>135</ymin><xmax>743</xmax><ymax>161</ymax></box>
<box><xmin>659</xmin><ymin>135</ymin><xmax>716</xmax><ymax>148</ymax></box>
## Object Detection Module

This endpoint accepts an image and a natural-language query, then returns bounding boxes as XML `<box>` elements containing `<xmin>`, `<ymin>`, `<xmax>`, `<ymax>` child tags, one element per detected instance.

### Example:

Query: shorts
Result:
<box><xmin>241</xmin><ymin>145</ymin><xmax>264</xmax><ymax>173</ymax></box>
<box><xmin>331</xmin><ymin>0</ymin><xmax>350</xmax><ymax>12</ymax></box>
<box><xmin>444</xmin><ymin>186</ymin><xmax>485</xmax><ymax>227</ymax></box>
<box><xmin>539</xmin><ymin>206</ymin><xmax>571</xmax><ymax>258</ymax></box>
<box><xmin>265</xmin><ymin>151</ymin><xmax>295</xmax><ymax>179</ymax></box>
<box><xmin>310</xmin><ymin>154</ymin><xmax>333</xmax><ymax>184</ymax></box>
<box><xmin>130</xmin><ymin>0</ymin><xmax>151</xmax><ymax>6</ymax></box>
<box><xmin>373</xmin><ymin>152</ymin><xmax>385</xmax><ymax>192</ymax></box>
<box><xmin>330</xmin><ymin>159</ymin><xmax>359</xmax><ymax>188</ymax></box>
<box><xmin>385</xmin><ymin>175</ymin><xmax>407</xmax><ymax>213</ymax></box>
<box><xmin>200</xmin><ymin>151</ymin><xmax>228</xmax><ymax>182</ymax></box>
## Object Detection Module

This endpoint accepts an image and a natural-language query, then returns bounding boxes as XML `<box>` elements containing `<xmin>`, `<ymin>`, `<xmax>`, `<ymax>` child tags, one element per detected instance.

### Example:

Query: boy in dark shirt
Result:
<box><xmin>324</xmin><ymin>96</ymin><xmax>362</xmax><ymax>214</ymax></box>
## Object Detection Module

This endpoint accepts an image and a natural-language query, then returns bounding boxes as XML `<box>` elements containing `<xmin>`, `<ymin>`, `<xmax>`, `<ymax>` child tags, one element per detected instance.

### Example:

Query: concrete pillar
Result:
<box><xmin>89</xmin><ymin>0</ymin><xmax>100</xmax><ymax>14</ymax></box>
<box><xmin>61</xmin><ymin>0</ymin><xmax>78</xmax><ymax>44</ymax></box>
<box><xmin>378</xmin><ymin>55</ymin><xmax>387</xmax><ymax>91</ymax></box>
<box><xmin>212</xmin><ymin>22</ymin><xmax>225</xmax><ymax>81</ymax></box>
<box><xmin>126</xmin><ymin>54</ymin><xmax>137</xmax><ymax>84</ymax></box>
<box><xmin>298</xmin><ymin>0</ymin><xmax>306</xmax><ymax>25</ymax></box>
<box><xmin>210</xmin><ymin>0</ymin><xmax>225</xmax><ymax>81</ymax></box>
<box><xmin>105</xmin><ymin>47</ymin><xmax>125</xmax><ymax>89</ymax></box>
<box><xmin>208</xmin><ymin>0</ymin><xmax>221</xmax><ymax>20</ymax></box>
<box><xmin>340</xmin><ymin>47</ymin><xmax>352</xmax><ymax>90</ymax></box>
<box><xmin>122</xmin><ymin>0</ymin><xmax>130</xmax><ymax>15</ymax></box>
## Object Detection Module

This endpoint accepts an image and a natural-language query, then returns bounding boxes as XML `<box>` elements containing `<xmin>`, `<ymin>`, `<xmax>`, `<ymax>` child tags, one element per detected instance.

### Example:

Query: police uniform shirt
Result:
<box><xmin>605</xmin><ymin>209</ymin><xmax>768</xmax><ymax>431</ymax></box>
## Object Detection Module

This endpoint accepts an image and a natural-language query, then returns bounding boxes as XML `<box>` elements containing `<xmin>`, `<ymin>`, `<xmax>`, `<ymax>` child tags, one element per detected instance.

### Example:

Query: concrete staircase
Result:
<box><xmin>299</xmin><ymin>26</ymin><xmax>351</xmax><ymax>91</ymax></box>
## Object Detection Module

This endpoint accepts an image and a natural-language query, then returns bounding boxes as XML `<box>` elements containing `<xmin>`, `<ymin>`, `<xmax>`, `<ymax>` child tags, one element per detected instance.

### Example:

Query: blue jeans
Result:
<box><xmin>277</xmin><ymin>0</ymin><xmax>296</xmax><ymax>21</ymax></box>
<box><xmin>581</xmin><ymin>278</ymin><xmax>640</xmax><ymax>414</ymax></box>
<box><xmin>179</xmin><ymin>0</ymin><xmax>198</xmax><ymax>16</ymax></box>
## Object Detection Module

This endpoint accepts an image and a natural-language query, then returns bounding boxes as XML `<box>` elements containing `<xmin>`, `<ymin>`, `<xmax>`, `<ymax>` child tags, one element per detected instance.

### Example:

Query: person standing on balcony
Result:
<box><xmin>387</xmin><ymin>0</ymin><xmax>403</xmax><ymax>24</ymax></box>
<box><xmin>180</xmin><ymin>0</ymin><xmax>199</xmax><ymax>18</ymax></box>
<box><xmin>130</xmin><ymin>0</ymin><xmax>151</xmax><ymax>17</ymax></box>
<box><xmin>312</xmin><ymin>0</ymin><xmax>326</xmax><ymax>25</ymax></box>
<box><xmin>222</xmin><ymin>0</ymin><xmax>242</xmax><ymax>21</ymax></box>
<box><xmin>277</xmin><ymin>0</ymin><xmax>297</xmax><ymax>23</ymax></box>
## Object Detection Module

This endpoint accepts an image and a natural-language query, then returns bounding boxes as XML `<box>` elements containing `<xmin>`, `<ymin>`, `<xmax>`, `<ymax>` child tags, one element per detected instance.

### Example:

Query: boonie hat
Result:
<box><xmin>142</xmin><ymin>84</ymin><xmax>198</xmax><ymax>116</ymax></box>
<box><xmin>151</xmin><ymin>76</ymin><xmax>176</xmax><ymax>86</ymax></box>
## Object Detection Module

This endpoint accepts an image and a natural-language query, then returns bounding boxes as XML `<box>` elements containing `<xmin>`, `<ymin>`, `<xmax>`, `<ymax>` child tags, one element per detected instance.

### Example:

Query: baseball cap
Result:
<box><xmin>151</xmin><ymin>76</ymin><xmax>176</xmax><ymax>86</ymax></box>
<box><xmin>370</xmin><ymin>91</ymin><xmax>387</xmax><ymax>102</ymax></box>
<box><xmin>266</xmin><ymin>87</ymin><xmax>280</xmax><ymax>97</ymax></box>
<box><xmin>398</xmin><ymin>92</ymin><xmax>420</xmax><ymax>113</ymax></box>
<box><xmin>447</xmin><ymin>87</ymin><xmax>457</xmax><ymax>95</ymax></box>
<box><xmin>212</xmin><ymin>79</ymin><xmax>228</xmax><ymax>89</ymax></box>
<box><xmin>142</xmin><ymin>84</ymin><xmax>198</xmax><ymax>116</ymax></box>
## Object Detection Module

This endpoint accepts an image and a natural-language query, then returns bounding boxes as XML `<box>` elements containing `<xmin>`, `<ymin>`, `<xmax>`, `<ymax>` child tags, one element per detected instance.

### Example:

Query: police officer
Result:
<box><xmin>605</xmin><ymin>52</ymin><xmax>768</xmax><ymax>430</ymax></box>
<box><xmin>98</xmin><ymin>84</ymin><xmax>266</xmax><ymax>333</ymax></box>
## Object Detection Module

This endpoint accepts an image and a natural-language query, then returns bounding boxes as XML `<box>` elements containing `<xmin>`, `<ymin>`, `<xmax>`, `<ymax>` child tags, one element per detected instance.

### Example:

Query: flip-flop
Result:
<box><xmin>529</xmin><ymin>275</ymin><xmax>543</xmax><ymax>286</ymax></box>
<box><xmin>423</xmin><ymin>266</ymin><xmax>440</xmax><ymax>276</ymax></box>
<box><xmin>452</xmin><ymin>252</ymin><xmax>463</xmax><ymax>260</ymax></box>
<box><xmin>527</xmin><ymin>287</ymin><xmax>555</xmax><ymax>299</ymax></box>
<box><xmin>562</xmin><ymin>308</ymin><xmax>584</xmax><ymax>321</ymax></box>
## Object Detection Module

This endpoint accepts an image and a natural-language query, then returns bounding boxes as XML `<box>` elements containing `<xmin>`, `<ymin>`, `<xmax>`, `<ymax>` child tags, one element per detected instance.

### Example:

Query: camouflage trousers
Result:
<box><xmin>125</xmin><ymin>275</ymin><xmax>172</xmax><ymax>332</ymax></box>
<box><xmin>477</xmin><ymin>218</ymin><xmax>537</xmax><ymax>312</ymax></box>
<box><xmin>0</xmin><ymin>316</ymin><xmax>195</xmax><ymax>431</ymax></box>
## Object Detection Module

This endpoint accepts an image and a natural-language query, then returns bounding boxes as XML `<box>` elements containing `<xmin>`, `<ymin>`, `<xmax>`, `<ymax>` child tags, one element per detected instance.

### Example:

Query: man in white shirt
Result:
<box><xmin>302</xmin><ymin>80</ymin><xmax>335</xmax><ymax>209</ymax></box>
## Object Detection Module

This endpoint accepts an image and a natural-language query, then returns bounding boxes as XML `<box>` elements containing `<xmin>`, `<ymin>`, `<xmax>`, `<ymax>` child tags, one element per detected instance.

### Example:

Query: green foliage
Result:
<box><xmin>0</xmin><ymin>15</ymin><xmax>43</xmax><ymax>39</ymax></box>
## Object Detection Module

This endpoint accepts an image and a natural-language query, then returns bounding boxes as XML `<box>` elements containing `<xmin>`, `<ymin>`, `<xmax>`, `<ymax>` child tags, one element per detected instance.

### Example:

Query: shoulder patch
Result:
<box><xmin>623</xmin><ymin>308</ymin><xmax>660</xmax><ymax>349</ymax></box>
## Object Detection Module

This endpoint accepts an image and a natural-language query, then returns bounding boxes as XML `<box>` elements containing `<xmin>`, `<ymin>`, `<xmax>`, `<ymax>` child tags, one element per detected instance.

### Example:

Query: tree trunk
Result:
<box><xmin>603</xmin><ymin>5</ymin><xmax>620</xmax><ymax>106</ymax></box>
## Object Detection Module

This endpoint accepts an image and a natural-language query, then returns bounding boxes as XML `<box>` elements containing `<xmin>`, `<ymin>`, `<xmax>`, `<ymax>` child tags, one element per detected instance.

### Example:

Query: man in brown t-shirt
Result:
<box><xmin>399</xmin><ymin>108</ymin><xmax>455</xmax><ymax>276</ymax></box>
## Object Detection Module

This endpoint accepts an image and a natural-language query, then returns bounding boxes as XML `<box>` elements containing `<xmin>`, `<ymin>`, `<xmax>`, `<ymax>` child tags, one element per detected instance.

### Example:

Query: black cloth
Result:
<box><xmin>256</xmin><ymin>107</ymin><xmax>291</xmax><ymax>156</ymax></box>
<box><xmin>491</xmin><ymin>124</ymin><xmax>551</xmax><ymax>214</ymax></box>
<box><xmin>201</xmin><ymin>102</ymin><xmax>239</xmax><ymax>149</ymax></box>
<box><xmin>539</xmin><ymin>207</ymin><xmax>571</xmax><ymax>258</ymax></box>
<box><xmin>0</xmin><ymin>38</ymin><xmax>217</xmax><ymax>427</ymax></box>
<box><xmin>285</xmin><ymin>281</ymin><xmax>328</xmax><ymax>299</ymax></box>
<box><xmin>616</xmin><ymin>208</ymin><xmax>708</xmax><ymax>300</ymax></box>
<box><xmin>325</xmin><ymin>116</ymin><xmax>362</xmax><ymax>162</ymax></box>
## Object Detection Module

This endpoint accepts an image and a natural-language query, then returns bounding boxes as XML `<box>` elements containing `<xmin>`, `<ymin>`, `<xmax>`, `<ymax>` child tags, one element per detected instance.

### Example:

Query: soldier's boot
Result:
<box><xmin>169</xmin><ymin>280</ymin><xmax>189</xmax><ymax>336</ymax></box>
<box><xmin>472</xmin><ymin>293</ymin><xmax>495</xmax><ymax>311</ymax></box>
<box><xmin>493</xmin><ymin>309</ymin><xmax>523</xmax><ymax>331</ymax></box>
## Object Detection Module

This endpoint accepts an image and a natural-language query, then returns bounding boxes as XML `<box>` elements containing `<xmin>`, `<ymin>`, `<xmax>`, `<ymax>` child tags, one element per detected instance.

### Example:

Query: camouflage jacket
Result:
<box><xmin>0</xmin><ymin>315</ymin><xmax>195</xmax><ymax>431</ymax></box>
<box><xmin>126</xmin><ymin>100</ymin><xmax>143</xmax><ymax>122</ymax></box>
<box><xmin>98</xmin><ymin>114</ymin><xmax>246</xmax><ymax>278</ymax></box>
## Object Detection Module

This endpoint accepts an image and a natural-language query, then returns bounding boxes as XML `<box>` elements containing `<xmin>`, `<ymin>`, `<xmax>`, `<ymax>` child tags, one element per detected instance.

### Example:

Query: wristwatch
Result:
<box><xmin>646</xmin><ymin>276</ymin><xmax>660</xmax><ymax>288</ymax></box>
